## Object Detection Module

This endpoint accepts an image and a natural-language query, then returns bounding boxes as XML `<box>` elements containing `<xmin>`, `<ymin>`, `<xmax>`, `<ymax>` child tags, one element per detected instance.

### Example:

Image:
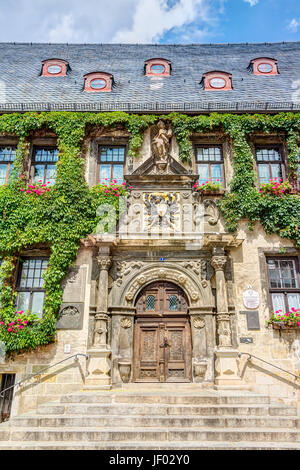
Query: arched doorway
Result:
<box><xmin>133</xmin><ymin>281</ymin><xmax>192</xmax><ymax>382</ymax></box>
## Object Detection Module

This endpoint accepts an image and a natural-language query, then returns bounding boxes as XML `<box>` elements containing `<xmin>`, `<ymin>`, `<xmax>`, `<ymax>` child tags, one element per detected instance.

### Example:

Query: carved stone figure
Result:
<box><xmin>151</xmin><ymin>121</ymin><xmax>173</xmax><ymax>173</ymax></box>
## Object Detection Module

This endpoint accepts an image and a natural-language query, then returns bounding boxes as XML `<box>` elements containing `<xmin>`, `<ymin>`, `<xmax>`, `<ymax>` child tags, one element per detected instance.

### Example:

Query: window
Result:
<box><xmin>196</xmin><ymin>146</ymin><xmax>224</xmax><ymax>186</ymax></box>
<box><xmin>32</xmin><ymin>147</ymin><xmax>59</xmax><ymax>185</ymax></box>
<box><xmin>144</xmin><ymin>58</ymin><xmax>171</xmax><ymax>76</ymax></box>
<box><xmin>250</xmin><ymin>58</ymin><xmax>278</xmax><ymax>75</ymax></box>
<box><xmin>255</xmin><ymin>147</ymin><xmax>284</xmax><ymax>184</ymax></box>
<box><xmin>41</xmin><ymin>59</ymin><xmax>69</xmax><ymax>77</ymax></box>
<box><xmin>202</xmin><ymin>71</ymin><xmax>232</xmax><ymax>91</ymax></box>
<box><xmin>99</xmin><ymin>146</ymin><xmax>125</xmax><ymax>185</ymax></box>
<box><xmin>84</xmin><ymin>72</ymin><xmax>113</xmax><ymax>92</ymax></box>
<box><xmin>169</xmin><ymin>295</ymin><xmax>178</xmax><ymax>311</ymax></box>
<box><xmin>16</xmin><ymin>258</ymin><xmax>48</xmax><ymax>317</ymax></box>
<box><xmin>267</xmin><ymin>258</ymin><xmax>300</xmax><ymax>313</ymax></box>
<box><xmin>0</xmin><ymin>146</ymin><xmax>16</xmax><ymax>185</ymax></box>
<box><xmin>146</xmin><ymin>295</ymin><xmax>155</xmax><ymax>311</ymax></box>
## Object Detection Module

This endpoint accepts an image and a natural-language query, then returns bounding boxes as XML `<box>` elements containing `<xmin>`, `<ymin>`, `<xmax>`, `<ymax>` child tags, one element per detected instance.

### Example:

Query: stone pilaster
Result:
<box><xmin>84</xmin><ymin>250</ymin><xmax>112</xmax><ymax>390</ymax></box>
<box><xmin>210</xmin><ymin>246</ymin><xmax>244</xmax><ymax>389</ymax></box>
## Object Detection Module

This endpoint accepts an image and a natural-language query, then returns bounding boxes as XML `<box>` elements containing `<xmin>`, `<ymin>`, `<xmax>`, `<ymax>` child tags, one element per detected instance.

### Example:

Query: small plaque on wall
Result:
<box><xmin>240</xmin><ymin>337</ymin><xmax>253</xmax><ymax>344</ymax></box>
<box><xmin>246</xmin><ymin>310</ymin><xmax>260</xmax><ymax>330</ymax></box>
<box><xmin>243</xmin><ymin>288</ymin><xmax>260</xmax><ymax>309</ymax></box>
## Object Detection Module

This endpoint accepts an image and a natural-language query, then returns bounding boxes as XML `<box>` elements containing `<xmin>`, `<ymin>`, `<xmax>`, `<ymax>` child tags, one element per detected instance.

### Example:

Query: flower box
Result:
<box><xmin>271</xmin><ymin>322</ymin><xmax>300</xmax><ymax>330</ymax></box>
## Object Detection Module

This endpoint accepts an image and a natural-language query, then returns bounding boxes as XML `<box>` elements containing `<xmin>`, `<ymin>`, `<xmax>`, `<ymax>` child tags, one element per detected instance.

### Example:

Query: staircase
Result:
<box><xmin>0</xmin><ymin>385</ymin><xmax>299</xmax><ymax>450</ymax></box>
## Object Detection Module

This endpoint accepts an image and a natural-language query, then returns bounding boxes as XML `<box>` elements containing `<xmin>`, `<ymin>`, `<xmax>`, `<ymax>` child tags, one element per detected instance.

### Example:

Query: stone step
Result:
<box><xmin>1</xmin><ymin>427</ymin><xmax>299</xmax><ymax>442</ymax></box>
<box><xmin>8</xmin><ymin>414</ymin><xmax>300</xmax><ymax>428</ymax></box>
<box><xmin>36</xmin><ymin>402</ymin><xmax>297</xmax><ymax>417</ymax></box>
<box><xmin>60</xmin><ymin>393</ymin><xmax>271</xmax><ymax>405</ymax></box>
<box><xmin>0</xmin><ymin>440</ymin><xmax>300</xmax><ymax>450</ymax></box>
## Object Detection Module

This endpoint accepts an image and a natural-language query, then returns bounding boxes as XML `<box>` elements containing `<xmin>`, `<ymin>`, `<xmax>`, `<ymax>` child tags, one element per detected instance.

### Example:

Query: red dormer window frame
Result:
<box><xmin>202</xmin><ymin>71</ymin><xmax>232</xmax><ymax>91</ymax></box>
<box><xmin>41</xmin><ymin>59</ymin><xmax>69</xmax><ymax>77</ymax></box>
<box><xmin>251</xmin><ymin>57</ymin><xmax>278</xmax><ymax>75</ymax></box>
<box><xmin>84</xmin><ymin>72</ymin><xmax>113</xmax><ymax>92</ymax></box>
<box><xmin>145</xmin><ymin>58</ymin><xmax>171</xmax><ymax>76</ymax></box>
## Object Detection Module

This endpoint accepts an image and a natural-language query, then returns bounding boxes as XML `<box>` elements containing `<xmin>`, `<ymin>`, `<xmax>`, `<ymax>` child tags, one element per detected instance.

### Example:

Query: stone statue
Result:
<box><xmin>152</xmin><ymin>121</ymin><xmax>173</xmax><ymax>173</ymax></box>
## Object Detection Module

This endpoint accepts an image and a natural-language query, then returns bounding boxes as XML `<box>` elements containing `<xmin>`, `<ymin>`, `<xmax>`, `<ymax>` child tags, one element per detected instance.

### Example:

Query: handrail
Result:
<box><xmin>238</xmin><ymin>352</ymin><xmax>300</xmax><ymax>381</ymax></box>
<box><xmin>0</xmin><ymin>353</ymin><xmax>89</xmax><ymax>399</ymax></box>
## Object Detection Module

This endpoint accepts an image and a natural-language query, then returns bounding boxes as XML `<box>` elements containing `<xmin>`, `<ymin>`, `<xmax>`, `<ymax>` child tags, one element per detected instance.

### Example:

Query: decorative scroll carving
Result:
<box><xmin>60</xmin><ymin>305</ymin><xmax>80</xmax><ymax>317</ymax></box>
<box><xmin>181</xmin><ymin>260</ymin><xmax>207</xmax><ymax>279</ymax></box>
<box><xmin>211</xmin><ymin>256</ymin><xmax>227</xmax><ymax>272</ymax></box>
<box><xmin>193</xmin><ymin>317</ymin><xmax>205</xmax><ymax>329</ymax></box>
<box><xmin>203</xmin><ymin>199</ymin><xmax>220</xmax><ymax>225</ymax></box>
<box><xmin>120</xmin><ymin>317</ymin><xmax>132</xmax><ymax>329</ymax></box>
<box><xmin>97</xmin><ymin>256</ymin><xmax>112</xmax><ymax>271</ymax></box>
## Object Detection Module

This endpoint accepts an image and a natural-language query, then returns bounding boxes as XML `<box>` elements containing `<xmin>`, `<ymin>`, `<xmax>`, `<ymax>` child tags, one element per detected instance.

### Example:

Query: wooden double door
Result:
<box><xmin>133</xmin><ymin>282</ymin><xmax>192</xmax><ymax>382</ymax></box>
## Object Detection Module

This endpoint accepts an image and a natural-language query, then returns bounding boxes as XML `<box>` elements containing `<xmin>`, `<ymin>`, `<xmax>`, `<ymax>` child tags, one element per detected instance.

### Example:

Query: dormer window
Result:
<box><xmin>41</xmin><ymin>59</ymin><xmax>69</xmax><ymax>77</ymax></box>
<box><xmin>145</xmin><ymin>58</ymin><xmax>171</xmax><ymax>76</ymax></box>
<box><xmin>201</xmin><ymin>71</ymin><xmax>232</xmax><ymax>91</ymax></box>
<box><xmin>84</xmin><ymin>72</ymin><xmax>113</xmax><ymax>92</ymax></box>
<box><xmin>250</xmin><ymin>58</ymin><xmax>278</xmax><ymax>75</ymax></box>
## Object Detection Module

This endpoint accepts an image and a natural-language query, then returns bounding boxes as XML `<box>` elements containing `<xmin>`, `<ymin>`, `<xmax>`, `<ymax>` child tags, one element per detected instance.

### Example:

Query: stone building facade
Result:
<box><xmin>0</xmin><ymin>42</ymin><xmax>299</xmax><ymax>418</ymax></box>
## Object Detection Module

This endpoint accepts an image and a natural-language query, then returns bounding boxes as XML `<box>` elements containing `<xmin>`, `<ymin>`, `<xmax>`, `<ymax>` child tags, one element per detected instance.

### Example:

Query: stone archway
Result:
<box><xmin>133</xmin><ymin>281</ymin><xmax>192</xmax><ymax>383</ymax></box>
<box><xmin>109</xmin><ymin>262</ymin><xmax>216</xmax><ymax>385</ymax></box>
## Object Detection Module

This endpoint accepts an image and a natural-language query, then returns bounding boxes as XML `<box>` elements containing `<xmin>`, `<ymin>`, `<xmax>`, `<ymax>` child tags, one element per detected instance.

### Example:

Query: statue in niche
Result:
<box><xmin>151</xmin><ymin>121</ymin><xmax>173</xmax><ymax>173</ymax></box>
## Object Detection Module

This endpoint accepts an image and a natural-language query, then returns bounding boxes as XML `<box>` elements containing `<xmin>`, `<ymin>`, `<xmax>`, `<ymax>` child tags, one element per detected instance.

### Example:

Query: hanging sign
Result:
<box><xmin>243</xmin><ymin>288</ymin><xmax>260</xmax><ymax>309</ymax></box>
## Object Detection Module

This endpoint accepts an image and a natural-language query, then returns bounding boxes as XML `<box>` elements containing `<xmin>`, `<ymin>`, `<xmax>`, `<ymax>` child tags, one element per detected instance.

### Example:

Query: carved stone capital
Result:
<box><xmin>97</xmin><ymin>256</ymin><xmax>112</xmax><ymax>271</ymax></box>
<box><xmin>211</xmin><ymin>256</ymin><xmax>227</xmax><ymax>272</ymax></box>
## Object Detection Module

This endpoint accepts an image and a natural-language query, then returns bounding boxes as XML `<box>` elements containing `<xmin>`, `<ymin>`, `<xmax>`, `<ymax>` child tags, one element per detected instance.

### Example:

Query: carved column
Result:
<box><xmin>211</xmin><ymin>255</ymin><xmax>232</xmax><ymax>348</ymax></box>
<box><xmin>84</xmin><ymin>250</ymin><xmax>112</xmax><ymax>391</ymax></box>
<box><xmin>210</xmin><ymin>247</ymin><xmax>244</xmax><ymax>389</ymax></box>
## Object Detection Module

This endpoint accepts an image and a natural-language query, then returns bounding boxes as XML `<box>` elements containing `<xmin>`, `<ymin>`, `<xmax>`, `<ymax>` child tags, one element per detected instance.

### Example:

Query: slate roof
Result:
<box><xmin>0</xmin><ymin>42</ymin><xmax>300</xmax><ymax>113</ymax></box>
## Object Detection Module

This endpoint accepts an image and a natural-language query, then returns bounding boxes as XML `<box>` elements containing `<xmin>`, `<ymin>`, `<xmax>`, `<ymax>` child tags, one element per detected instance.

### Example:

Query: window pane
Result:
<box><xmin>271</xmin><ymin>293</ymin><xmax>285</xmax><ymax>313</ymax></box>
<box><xmin>16</xmin><ymin>292</ymin><xmax>30</xmax><ymax>312</ymax></box>
<box><xmin>211</xmin><ymin>164</ymin><xmax>222</xmax><ymax>182</ymax></box>
<box><xmin>258</xmin><ymin>164</ymin><xmax>270</xmax><ymax>184</ymax></box>
<box><xmin>112</xmin><ymin>165</ymin><xmax>124</xmax><ymax>184</ymax></box>
<box><xmin>0</xmin><ymin>147</ymin><xmax>16</xmax><ymax>162</ymax></box>
<box><xmin>256</xmin><ymin>148</ymin><xmax>280</xmax><ymax>162</ymax></box>
<box><xmin>35</xmin><ymin>148</ymin><xmax>59</xmax><ymax>163</ymax></box>
<box><xmin>287</xmin><ymin>293</ymin><xmax>300</xmax><ymax>311</ymax></box>
<box><xmin>33</xmin><ymin>165</ymin><xmax>45</xmax><ymax>183</ymax></box>
<box><xmin>197</xmin><ymin>147</ymin><xmax>221</xmax><ymax>162</ymax></box>
<box><xmin>100</xmin><ymin>164</ymin><xmax>111</xmax><ymax>184</ymax></box>
<box><xmin>198</xmin><ymin>164</ymin><xmax>209</xmax><ymax>185</ymax></box>
<box><xmin>46</xmin><ymin>165</ymin><xmax>57</xmax><ymax>185</ymax></box>
<box><xmin>279</xmin><ymin>260</ymin><xmax>297</xmax><ymax>288</ymax></box>
<box><xmin>18</xmin><ymin>258</ymin><xmax>48</xmax><ymax>289</ymax></box>
<box><xmin>146</xmin><ymin>295</ymin><xmax>155</xmax><ymax>311</ymax></box>
<box><xmin>270</xmin><ymin>164</ymin><xmax>282</xmax><ymax>180</ymax></box>
<box><xmin>169</xmin><ymin>295</ymin><xmax>178</xmax><ymax>311</ymax></box>
<box><xmin>31</xmin><ymin>292</ymin><xmax>45</xmax><ymax>318</ymax></box>
<box><xmin>0</xmin><ymin>164</ymin><xmax>8</xmax><ymax>185</ymax></box>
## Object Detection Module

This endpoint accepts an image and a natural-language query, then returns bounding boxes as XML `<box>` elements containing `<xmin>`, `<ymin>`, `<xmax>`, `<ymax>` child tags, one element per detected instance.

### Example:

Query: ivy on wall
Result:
<box><xmin>0</xmin><ymin>111</ymin><xmax>299</xmax><ymax>355</ymax></box>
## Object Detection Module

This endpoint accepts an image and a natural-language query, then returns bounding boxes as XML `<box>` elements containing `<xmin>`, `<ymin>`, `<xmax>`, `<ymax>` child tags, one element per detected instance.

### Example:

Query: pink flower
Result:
<box><xmin>121</xmin><ymin>182</ymin><xmax>126</xmax><ymax>186</ymax></box>
<box><xmin>20</xmin><ymin>188</ymin><xmax>25</xmax><ymax>192</ymax></box>
<box><xmin>25</xmin><ymin>190</ymin><xmax>32</xmax><ymax>194</ymax></box>
<box><xmin>18</xmin><ymin>325</ymin><xmax>23</xmax><ymax>329</ymax></box>
<box><xmin>295</xmin><ymin>313</ymin><xmax>299</xmax><ymax>317</ymax></box>
<box><xmin>8</xmin><ymin>328</ymin><xmax>13</xmax><ymax>332</ymax></box>
<box><xmin>297</xmin><ymin>321</ymin><xmax>300</xmax><ymax>326</ymax></box>
<box><xmin>129</xmin><ymin>186</ymin><xmax>133</xmax><ymax>189</ymax></box>
<box><xmin>0</xmin><ymin>321</ymin><xmax>4</xmax><ymax>325</ymax></box>
<box><xmin>23</xmin><ymin>320</ymin><xmax>28</xmax><ymax>325</ymax></box>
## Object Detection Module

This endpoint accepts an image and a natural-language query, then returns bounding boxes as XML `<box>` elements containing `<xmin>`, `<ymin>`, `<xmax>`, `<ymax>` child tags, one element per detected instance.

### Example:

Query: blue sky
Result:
<box><xmin>0</xmin><ymin>0</ymin><xmax>300</xmax><ymax>44</ymax></box>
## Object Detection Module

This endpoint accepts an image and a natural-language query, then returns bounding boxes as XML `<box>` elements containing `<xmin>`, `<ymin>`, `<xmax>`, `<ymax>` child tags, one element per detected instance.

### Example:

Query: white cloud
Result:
<box><xmin>0</xmin><ymin>0</ymin><xmax>221</xmax><ymax>44</ymax></box>
<box><xmin>112</xmin><ymin>0</ymin><xmax>210</xmax><ymax>43</ymax></box>
<box><xmin>287</xmin><ymin>18</ymin><xmax>300</xmax><ymax>33</ymax></box>
<box><xmin>243</xmin><ymin>0</ymin><xmax>259</xmax><ymax>6</ymax></box>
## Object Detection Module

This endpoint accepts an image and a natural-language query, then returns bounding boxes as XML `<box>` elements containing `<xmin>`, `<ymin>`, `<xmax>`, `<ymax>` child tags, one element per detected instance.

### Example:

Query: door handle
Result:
<box><xmin>160</xmin><ymin>337</ymin><xmax>171</xmax><ymax>348</ymax></box>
